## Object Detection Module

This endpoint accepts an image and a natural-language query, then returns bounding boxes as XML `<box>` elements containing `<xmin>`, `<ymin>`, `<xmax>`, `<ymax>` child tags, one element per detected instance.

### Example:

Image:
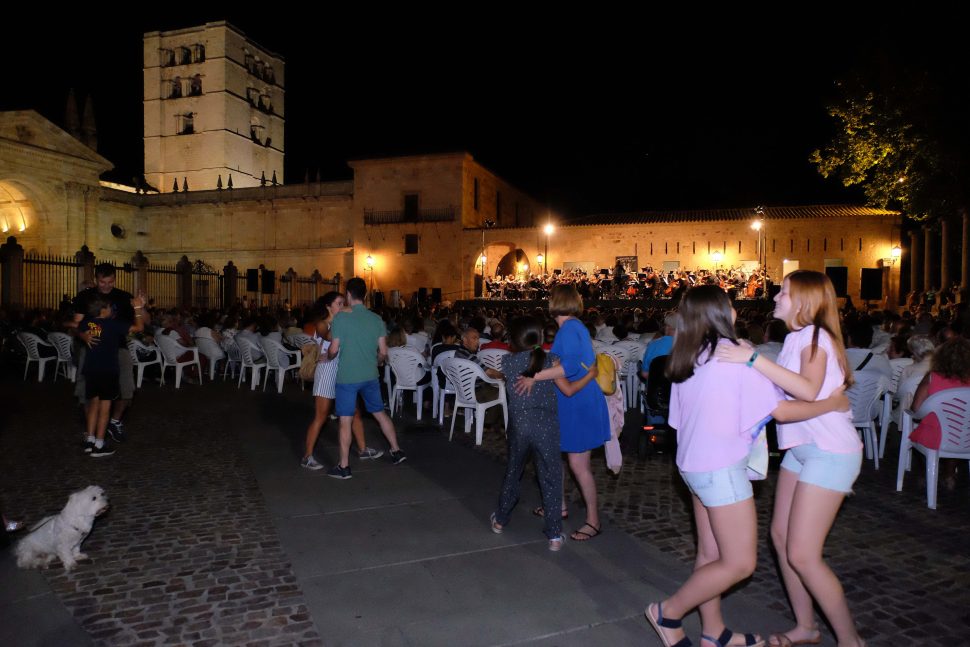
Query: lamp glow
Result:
<box><xmin>365</xmin><ymin>254</ymin><xmax>374</xmax><ymax>268</ymax></box>
<box><xmin>543</xmin><ymin>223</ymin><xmax>554</xmax><ymax>235</ymax></box>
<box><xmin>711</xmin><ymin>251</ymin><xmax>724</xmax><ymax>263</ymax></box>
<box><xmin>891</xmin><ymin>246</ymin><xmax>901</xmax><ymax>259</ymax></box>
<box><xmin>751</xmin><ymin>220</ymin><xmax>762</xmax><ymax>231</ymax></box>
<box><xmin>536</xmin><ymin>253</ymin><xmax>544</xmax><ymax>265</ymax></box>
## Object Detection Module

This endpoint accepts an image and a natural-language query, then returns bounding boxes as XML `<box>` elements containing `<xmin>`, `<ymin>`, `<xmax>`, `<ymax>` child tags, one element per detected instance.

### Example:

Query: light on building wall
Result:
<box><xmin>536</xmin><ymin>253</ymin><xmax>544</xmax><ymax>265</ymax></box>
<box><xmin>891</xmin><ymin>245</ymin><xmax>902</xmax><ymax>259</ymax></box>
<box><xmin>543</xmin><ymin>223</ymin><xmax>554</xmax><ymax>236</ymax></box>
<box><xmin>365</xmin><ymin>254</ymin><xmax>375</xmax><ymax>268</ymax></box>
<box><xmin>750</xmin><ymin>220</ymin><xmax>762</xmax><ymax>231</ymax></box>
<box><xmin>711</xmin><ymin>251</ymin><xmax>724</xmax><ymax>263</ymax></box>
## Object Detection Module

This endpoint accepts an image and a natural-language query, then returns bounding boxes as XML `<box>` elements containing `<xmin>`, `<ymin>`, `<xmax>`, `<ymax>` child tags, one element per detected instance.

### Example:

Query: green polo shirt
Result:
<box><xmin>331</xmin><ymin>304</ymin><xmax>387</xmax><ymax>384</ymax></box>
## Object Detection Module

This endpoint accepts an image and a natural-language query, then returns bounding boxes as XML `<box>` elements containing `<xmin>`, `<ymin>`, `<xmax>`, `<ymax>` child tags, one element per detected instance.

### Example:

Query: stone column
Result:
<box><xmin>0</xmin><ymin>236</ymin><xmax>25</xmax><ymax>308</ymax></box>
<box><xmin>940</xmin><ymin>217</ymin><xmax>951</xmax><ymax>291</ymax></box>
<box><xmin>75</xmin><ymin>245</ymin><xmax>95</xmax><ymax>292</ymax></box>
<box><xmin>176</xmin><ymin>256</ymin><xmax>193</xmax><ymax>307</ymax></box>
<box><xmin>284</xmin><ymin>267</ymin><xmax>297</xmax><ymax>306</ymax></box>
<box><xmin>909</xmin><ymin>230</ymin><xmax>921</xmax><ymax>298</ymax></box>
<box><xmin>132</xmin><ymin>251</ymin><xmax>149</xmax><ymax>296</ymax></box>
<box><xmin>923</xmin><ymin>226</ymin><xmax>933</xmax><ymax>291</ymax></box>
<box><xmin>222</xmin><ymin>261</ymin><xmax>238</xmax><ymax>308</ymax></box>
<box><xmin>962</xmin><ymin>211</ymin><xmax>969</xmax><ymax>290</ymax></box>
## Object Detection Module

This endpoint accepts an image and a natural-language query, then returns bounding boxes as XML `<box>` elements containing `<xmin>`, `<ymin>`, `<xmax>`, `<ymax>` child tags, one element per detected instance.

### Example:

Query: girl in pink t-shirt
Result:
<box><xmin>647</xmin><ymin>286</ymin><xmax>848</xmax><ymax>647</ymax></box>
<box><xmin>716</xmin><ymin>271</ymin><xmax>866</xmax><ymax>647</ymax></box>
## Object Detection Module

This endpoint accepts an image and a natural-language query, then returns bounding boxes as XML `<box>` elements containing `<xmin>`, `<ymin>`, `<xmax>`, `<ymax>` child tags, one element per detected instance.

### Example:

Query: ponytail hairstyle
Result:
<box><xmin>665</xmin><ymin>285</ymin><xmax>737</xmax><ymax>383</ymax></box>
<box><xmin>784</xmin><ymin>270</ymin><xmax>853</xmax><ymax>387</ymax></box>
<box><xmin>508</xmin><ymin>316</ymin><xmax>546</xmax><ymax>377</ymax></box>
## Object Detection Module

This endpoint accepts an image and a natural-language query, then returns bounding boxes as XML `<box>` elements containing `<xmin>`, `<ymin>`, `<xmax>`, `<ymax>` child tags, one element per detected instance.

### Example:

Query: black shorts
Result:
<box><xmin>85</xmin><ymin>372</ymin><xmax>120</xmax><ymax>401</ymax></box>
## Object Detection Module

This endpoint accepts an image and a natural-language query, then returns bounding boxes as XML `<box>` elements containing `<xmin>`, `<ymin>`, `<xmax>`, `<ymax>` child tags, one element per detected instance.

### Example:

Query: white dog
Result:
<box><xmin>15</xmin><ymin>485</ymin><xmax>109</xmax><ymax>571</ymax></box>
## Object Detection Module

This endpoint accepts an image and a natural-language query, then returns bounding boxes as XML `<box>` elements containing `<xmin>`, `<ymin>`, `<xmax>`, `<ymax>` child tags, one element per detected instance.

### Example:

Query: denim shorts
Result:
<box><xmin>680</xmin><ymin>458</ymin><xmax>753</xmax><ymax>507</ymax></box>
<box><xmin>335</xmin><ymin>379</ymin><xmax>384</xmax><ymax>417</ymax></box>
<box><xmin>780</xmin><ymin>443</ymin><xmax>862</xmax><ymax>493</ymax></box>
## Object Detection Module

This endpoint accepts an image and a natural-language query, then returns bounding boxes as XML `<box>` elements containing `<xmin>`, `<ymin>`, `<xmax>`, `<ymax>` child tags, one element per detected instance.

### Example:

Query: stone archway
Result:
<box><xmin>496</xmin><ymin>248</ymin><xmax>532</xmax><ymax>280</ymax></box>
<box><xmin>0</xmin><ymin>180</ymin><xmax>43</xmax><ymax>253</ymax></box>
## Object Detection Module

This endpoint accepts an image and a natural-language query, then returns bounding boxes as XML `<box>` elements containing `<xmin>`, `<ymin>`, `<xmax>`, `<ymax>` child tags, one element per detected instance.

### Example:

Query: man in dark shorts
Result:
<box><xmin>72</xmin><ymin>263</ymin><xmax>137</xmax><ymax>443</ymax></box>
<box><xmin>78</xmin><ymin>293</ymin><xmax>147</xmax><ymax>457</ymax></box>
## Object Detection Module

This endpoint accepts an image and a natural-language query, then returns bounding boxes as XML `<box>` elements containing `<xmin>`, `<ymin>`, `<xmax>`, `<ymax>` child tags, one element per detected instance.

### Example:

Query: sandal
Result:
<box><xmin>570</xmin><ymin>522</ymin><xmax>601</xmax><ymax>541</ymax></box>
<box><xmin>532</xmin><ymin>506</ymin><xmax>568</xmax><ymax>520</ymax></box>
<box><xmin>702</xmin><ymin>628</ymin><xmax>764</xmax><ymax>647</ymax></box>
<box><xmin>489</xmin><ymin>513</ymin><xmax>503</xmax><ymax>534</ymax></box>
<box><xmin>766</xmin><ymin>629</ymin><xmax>821</xmax><ymax>647</ymax></box>
<box><xmin>645</xmin><ymin>602</ymin><xmax>692</xmax><ymax>647</ymax></box>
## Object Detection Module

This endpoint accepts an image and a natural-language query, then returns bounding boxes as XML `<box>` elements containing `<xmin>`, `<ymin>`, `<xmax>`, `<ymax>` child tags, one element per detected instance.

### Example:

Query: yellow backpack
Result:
<box><xmin>583</xmin><ymin>353</ymin><xmax>618</xmax><ymax>395</ymax></box>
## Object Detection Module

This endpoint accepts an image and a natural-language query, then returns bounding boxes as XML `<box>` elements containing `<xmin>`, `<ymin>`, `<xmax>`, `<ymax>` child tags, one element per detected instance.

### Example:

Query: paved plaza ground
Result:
<box><xmin>1</xmin><ymin>363</ymin><xmax>967</xmax><ymax>646</ymax></box>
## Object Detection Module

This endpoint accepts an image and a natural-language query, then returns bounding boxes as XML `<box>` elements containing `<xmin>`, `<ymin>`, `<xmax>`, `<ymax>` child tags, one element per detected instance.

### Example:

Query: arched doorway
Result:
<box><xmin>496</xmin><ymin>249</ymin><xmax>532</xmax><ymax>280</ymax></box>
<box><xmin>0</xmin><ymin>180</ymin><xmax>43</xmax><ymax>252</ymax></box>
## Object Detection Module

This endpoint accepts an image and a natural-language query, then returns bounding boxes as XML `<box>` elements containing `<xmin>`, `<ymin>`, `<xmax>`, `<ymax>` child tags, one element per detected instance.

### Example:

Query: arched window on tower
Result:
<box><xmin>246</xmin><ymin>87</ymin><xmax>259</xmax><ymax>107</ymax></box>
<box><xmin>258</xmin><ymin>91</ymin><xmax>272</xmax><ymax>113</ymax></box>
<box><xmin>167</xmin><ymin>77</ymin><xmax>182</xmax><ymax>99</ymax></box>
<box><xmin>192</xmin><ymin>43</ymin><xmax>206</xmax><ymax>63</ymax></box>
<box><xmin>189</xmin><ymin>74</ymin><xmax>203</xmax><ymax>97</ymax></box>
<box><xmin>178</xmin><ymin>46</ymin><xmax>191</xmax><ymax>65</ymax></box>
<box><xmin>264</xmin><ymin>65</ymin><xmax>275</xmax><ymax>84</ymax></box>
<box><xmin>244</xmin><ymin>51</ymin><xmax>256</xmax><ymax>74</ymax></box>
<box><xmin>159</xmin><ymin>48</ymin><xmax>175</xmax><ymax>67</ymax></box>
<box><xmin>177</xmin><ymin>112</ymin><xmax>195</xmax><ymax>135</ymax></box>
<box><xmin>250</xmin><ymin>117</ymin><xmax>264</xmax><ymax>144</ymax></box>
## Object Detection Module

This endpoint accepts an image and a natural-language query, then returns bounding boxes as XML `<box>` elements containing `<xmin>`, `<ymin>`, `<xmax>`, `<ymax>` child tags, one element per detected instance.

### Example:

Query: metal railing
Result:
<box><xmin>364</xmin><ymin>207</ymin><xmax>456</xmax><ymax>225</ymax></box>
<box><xmin>23</xmin><ymin>252</ymin><xmax>80</xmax><ymax>310</ymax></box>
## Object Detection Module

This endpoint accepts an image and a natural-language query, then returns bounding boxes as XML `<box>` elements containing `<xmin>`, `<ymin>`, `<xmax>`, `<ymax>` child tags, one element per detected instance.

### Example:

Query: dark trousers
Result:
<box><xmin>494</xmin><ymin>423</ymin><xmax>563</xmax><ymax>539</ymax></box>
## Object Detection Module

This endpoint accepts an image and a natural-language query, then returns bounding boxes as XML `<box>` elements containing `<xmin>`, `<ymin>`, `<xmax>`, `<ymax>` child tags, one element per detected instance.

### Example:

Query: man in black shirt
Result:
<box><xmin>71</xmin><ymin>263</ymin><xmax>137</xmax><ymax>443</ymax></box>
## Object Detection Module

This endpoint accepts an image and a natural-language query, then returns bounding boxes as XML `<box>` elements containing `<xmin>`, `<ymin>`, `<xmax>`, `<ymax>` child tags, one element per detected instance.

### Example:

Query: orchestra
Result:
<box><xmin>483</xmin><ymin>265</ymin><xmax>771</xmax><ymax>301</ymax></box>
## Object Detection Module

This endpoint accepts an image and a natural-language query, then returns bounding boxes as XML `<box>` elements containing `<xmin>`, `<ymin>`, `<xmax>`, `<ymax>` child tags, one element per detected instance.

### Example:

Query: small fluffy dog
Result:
<box><xmin>16</xmin><ymin>485</ymin><xmax>109</xmax><ymax>571</ymax></box>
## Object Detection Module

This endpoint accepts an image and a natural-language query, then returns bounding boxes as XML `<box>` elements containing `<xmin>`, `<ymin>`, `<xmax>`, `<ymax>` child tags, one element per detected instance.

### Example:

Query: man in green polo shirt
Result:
<box><xmin>326</xmin><ymin>277</ymin><xmax>406</xmax><ymax>479</ymax></box>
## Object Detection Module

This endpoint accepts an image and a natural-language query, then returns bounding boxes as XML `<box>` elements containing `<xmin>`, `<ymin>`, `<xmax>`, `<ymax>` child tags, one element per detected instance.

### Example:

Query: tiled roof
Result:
<box><xmin>562</xmin><ymin>204</ymin><xmax>899</xmax><ymax>227</ymax></box>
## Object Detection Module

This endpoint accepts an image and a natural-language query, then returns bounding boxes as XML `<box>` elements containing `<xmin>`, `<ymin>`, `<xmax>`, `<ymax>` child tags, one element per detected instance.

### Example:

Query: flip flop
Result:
<box><xmin>570</xmin><ymin>522</ymin><xmax>601</xmax><ymax>541</ymax></box>
<box><xmin>702</xmin><ymin>628</ymin><xmax>765</xmax><ymax>647</ymax></box>
<box><xmin>532</xmin><ymin>506</ymin><xmax>568</xmax><ymax>520</ymax></box>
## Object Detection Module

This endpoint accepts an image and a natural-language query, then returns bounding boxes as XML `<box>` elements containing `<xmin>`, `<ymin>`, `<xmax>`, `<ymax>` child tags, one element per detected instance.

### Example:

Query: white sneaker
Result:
<box><xmin>358</xmin><ymin>447</ymin><xmax>384</xmax><ymax>460</ymax></box>
<box><xmin>301</xmin><ymin>455</ymin><xmax>324</xmax><ymax>470</ymax></box>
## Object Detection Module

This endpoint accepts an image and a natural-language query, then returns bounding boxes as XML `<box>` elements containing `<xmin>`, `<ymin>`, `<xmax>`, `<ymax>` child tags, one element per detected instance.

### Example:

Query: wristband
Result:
<box><xmin>746</xmin><ymin>351</ymin><xmax>759</xmax><ymax>367</ymax></box>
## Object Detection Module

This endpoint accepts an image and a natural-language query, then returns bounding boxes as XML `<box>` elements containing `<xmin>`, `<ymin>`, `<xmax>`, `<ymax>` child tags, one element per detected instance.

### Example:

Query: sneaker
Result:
<box><xmin>107</xmin><ymin>420</ymin><xmax>126</xmax><ymax>443</ymax></box>
<box><xmin>90</xmin><ymin>444</ymin><xmax>116</xmax><ymax>458</ymax></box>
<box><xmin>548</xmin><ymin>534</ymin><xmax>566</xmax><ymax>552</ymax></box>
<box><xmin>327</xmin><ymin>465</ymin><xmax>353</xmax><ymax>480</ymax></box>
<box><xmin>82</xmin><ymin>440</ymin><xmax>95</xmax><ymax>454</ymax></box>
<box><xmin>301</xmin><ymin>455</ymin><xmax>324</xmax><ymax>471</ymax></box>
<box><xmin>358</xmin><ymin>447</ymin><xmax>384</xmax><ymax>460</ymax></box>
<box><xmin>390</xmin><ymin>450</ymin><xmax>407</xmax><ymax>465</ymax></box>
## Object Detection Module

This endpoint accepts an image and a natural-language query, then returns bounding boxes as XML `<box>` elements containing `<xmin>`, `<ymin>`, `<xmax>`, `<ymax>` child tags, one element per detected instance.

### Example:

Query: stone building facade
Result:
<box><xmin>143</xmin><ymin>22</ymin><xmax>284</xmax><ymax>193</ymax></box>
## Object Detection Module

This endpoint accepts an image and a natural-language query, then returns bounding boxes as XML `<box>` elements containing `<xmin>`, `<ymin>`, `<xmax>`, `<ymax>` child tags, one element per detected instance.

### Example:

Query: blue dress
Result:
<box><xmin>551</xmin><ymin>318</ymin><xmax>611</xmax><ymax>452</ymax></box>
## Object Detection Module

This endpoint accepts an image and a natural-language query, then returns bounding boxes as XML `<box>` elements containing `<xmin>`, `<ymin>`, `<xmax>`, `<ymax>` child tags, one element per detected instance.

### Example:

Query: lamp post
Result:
<box><xmin>754</xmin><ymin>206</ymin><xmax>767</xmax><ymax>296</ymax></box>
<box><xmin>711</xmin><ymin>251</ymin><xmax>723</xmax><ymax>272</ymax></box>
<box><xmin>536</xmin><ymin>253</ymin><xmax>544</xmax><ymax>275</ymax></box>
<box><xmin>365</xmin><ymin>254</ymin><xmax>375</xmax><ymax>305</ymax></box>
<box><xmin>543</xmin><ymin>222</ymin><xmax>554</xmax><ymax>275</ymax></box>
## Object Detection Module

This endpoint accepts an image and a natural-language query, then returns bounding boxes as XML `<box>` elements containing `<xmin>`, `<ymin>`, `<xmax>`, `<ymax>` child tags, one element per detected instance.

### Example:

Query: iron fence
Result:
<box><xmin>147</xmin><ymin>263</ymin><xmax>179</xmax><ymax>309</ymax></box>
<box><xmin>23</xmin><ymin>252</ymin><xmax>80</xmax><ymax>310</ymax></box>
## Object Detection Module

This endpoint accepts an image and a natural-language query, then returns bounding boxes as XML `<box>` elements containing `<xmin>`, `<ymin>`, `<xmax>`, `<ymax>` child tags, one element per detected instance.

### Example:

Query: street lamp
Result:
<box><xmin>711</xmin><ymin>250</ymin><xmax>724</xmax><ymax>271</ymax></box>
<box><xmin>754</xmin><ymin>206</ymin><xmax>768</xmax><ymax>298</ymax></box>
<box><xmin>536</xmin><ymin>253</ymin><xmax>544</xmax><ymax>273</ymax></box>
<box><xmin>365</xmin><ymin>254</ymin><xmax>375</xmax><ymax>303</ymax></box>
<box><xmin>543</xmin><ymin>222</ymin><xmax>554</xmax><ymax>275</ymax></box>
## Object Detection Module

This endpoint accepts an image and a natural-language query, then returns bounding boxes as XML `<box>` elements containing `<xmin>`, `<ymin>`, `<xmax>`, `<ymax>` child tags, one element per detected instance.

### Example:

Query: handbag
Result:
<box><xmin>298</xmin><ymin>342</ymin><xmax>320</xmax><ymax>382</ymax></box>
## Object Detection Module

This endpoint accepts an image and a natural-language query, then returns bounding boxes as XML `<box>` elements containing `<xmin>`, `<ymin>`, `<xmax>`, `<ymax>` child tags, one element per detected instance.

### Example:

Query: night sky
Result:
<box><xmin>3</xmin><ymin>12</ymin><xmax>961</xmax><ymax>220</ymax></box>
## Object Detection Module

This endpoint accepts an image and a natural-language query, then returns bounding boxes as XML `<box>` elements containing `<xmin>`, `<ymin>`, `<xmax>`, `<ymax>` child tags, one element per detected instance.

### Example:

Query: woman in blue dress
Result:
<box><xmin>516</xmin><ymin>285</ymin><xmax>611</xmax><ymax>541</ymax></box>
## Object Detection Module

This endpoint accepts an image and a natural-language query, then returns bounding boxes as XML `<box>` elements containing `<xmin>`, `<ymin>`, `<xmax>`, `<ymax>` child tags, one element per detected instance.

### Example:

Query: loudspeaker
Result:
<box><xmin>262</xmin><ymin>270</ymin><xmax>275</xmax><ymax>294</ymax></box>
<box><xmin>431</xmin><ymin>287</ymin><xmax>442</xmax><ymax>303</ymax></box>
<box><xmin>372</xmin><ymin>291</ymin><xmax>384</xmax><ymax>309</ymax></box>
<box><xmin>860</xmin><ymin>268</ymin><xmax>883</xmax><ymax>301</ymax></box>
<box><xmin>825</xmin><ymin>266</ymin><xmax>848</xmax><ymax>298</ymax></box>
<box><xmin>246</xmin><ymin>269</ymin><xmax>259</xmax><ymax>292</ymax></box>
<box><xmin>417</xmin><ymin>287</ymin><xmax>428</xmax><ymax>304</ymax></box>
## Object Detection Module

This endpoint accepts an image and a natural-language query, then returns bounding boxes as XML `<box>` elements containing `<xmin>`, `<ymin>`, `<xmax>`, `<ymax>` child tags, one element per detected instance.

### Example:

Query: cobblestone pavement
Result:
<box><xmin>0</xmin><ymin>373</ymin><xmax>322</xmax><ymax>646</ymax></box>
<box><xmin>3</xmin><ymin>364</ymin><xmax>968</xmax><ymax>646</ymax></box>
<box><xmin>450</xmin><ymin>410</ymin><xmax>970</xmax><ymax>647</ymax></box>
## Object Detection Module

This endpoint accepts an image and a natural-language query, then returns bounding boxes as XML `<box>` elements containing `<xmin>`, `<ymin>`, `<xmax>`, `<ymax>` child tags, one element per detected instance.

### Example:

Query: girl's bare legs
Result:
<box><xmin>651</xmin><ymin>495</ymin><xmax>758</xmax><ymax>646</ymax></box>
<box><xmin>566</xmin><ymin>451</ymin><xmax>599</xmax><ymax>537</ymax></box>
<box><xmin>771</xmin><ymin>469</ymin><xmax>863</xmax><ymax>647</ymax></box>
<box><xmin>303</xmin><ymin>396</ymin><xmax>332</xmax><ymax>459</ymax></box>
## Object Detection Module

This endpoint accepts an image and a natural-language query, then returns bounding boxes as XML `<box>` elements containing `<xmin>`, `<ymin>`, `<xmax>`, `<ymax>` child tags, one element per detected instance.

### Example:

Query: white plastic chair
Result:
<box><xmin>387</xmin><ymin>347</ymin><xmax>431</xmax><ymax>419</ymax></box>
<box><xmin>897</xmin><ymin>387</ymin><xmax>970</xmax><ymax>509</ymax></box>
<box><xmin>259</xmin><ymin>337</ymin><xmax>301</xmax><ymax>393</ymax></box>
<box><xmin>155</xmin><ymin>334</ymin><xmax>203</xmax><ymax>389</ymax></box>
<box><xmin>879</xmin><ymin>357</ymin><xmax>915</xmax><ymax>459</ymax></box>
<box><xmin>222</xmin><ymin>339</ymin><xmax>242</xmax><ymax>380</ymax></box>
<box><xmin>441</xmin><ymin>357</ymin><xmax>508</xmax><ymax>445</ymax></box>
<box><xmin>47</xmin><ymin>332</ymin><xmax>76</xmax><ymax>382</ymax></box>
<box><xmin>17</xmin><ymin>332</ymin><xmax>57</xmax><ymax>382</ymax></box>
<box><xmin>127</xmin><ymin>339</ymin><xmax>162</xmax><ymax>388</ymax></box>
<box><xmin>286</xmin><ymin>332</ymin><xmax>314</xmax><ymax>349</ymax></box>
<box><xmin>478</xmin><ymin>348</ymin><xmax>510</xmax><ymax>372</ymax></box>
<box><xmin>847</xmin><ymin>370</ymin><xmax>889</xmax><ymax>470</ymax></box>
<box><xmin>195</xmin><ymin>336</ymin><xmax>226</xmax><ymax>381</ymax></box>
<box><xmin>431</xmin><ymin>349</ymin><xmax>457</xmax><ymax>423</ymax></box>
<box><xmin>235</xmin><ymin>338</ymin><xmax>265</xmax><ymax>389</ymax></box>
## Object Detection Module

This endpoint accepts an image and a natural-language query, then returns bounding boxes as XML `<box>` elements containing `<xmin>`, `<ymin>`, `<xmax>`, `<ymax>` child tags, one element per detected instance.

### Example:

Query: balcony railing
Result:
<box><xmin>364</xmin><ymin>207</ymin><xmax>456</xmax><ymax>225</ymax></box>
